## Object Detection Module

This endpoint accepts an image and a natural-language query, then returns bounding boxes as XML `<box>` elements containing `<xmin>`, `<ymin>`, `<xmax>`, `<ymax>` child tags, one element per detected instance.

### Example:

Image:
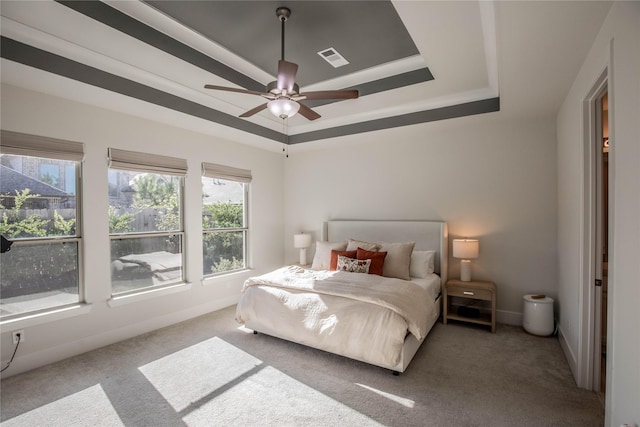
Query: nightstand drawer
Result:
<box><xmin>447</xmin><ymin>286</ymin><xmax>493</xmax><ymax>300</ymax></box>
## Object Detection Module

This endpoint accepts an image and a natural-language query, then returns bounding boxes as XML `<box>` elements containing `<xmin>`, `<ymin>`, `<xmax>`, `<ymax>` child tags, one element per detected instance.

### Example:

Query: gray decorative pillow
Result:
<box><xmin>377</xmin><ymin>241</ymin><xmax>415</xmax><ymax>280</ymax></box>
<box><xmin>346</xmin><ymin>239</ymin><xmax>380</xmax><ymax>252</ymax></box>
<box><xmin>336</xmin><ymin>255</ymin><xmax>371</xmax><ymax>273</ymax></box>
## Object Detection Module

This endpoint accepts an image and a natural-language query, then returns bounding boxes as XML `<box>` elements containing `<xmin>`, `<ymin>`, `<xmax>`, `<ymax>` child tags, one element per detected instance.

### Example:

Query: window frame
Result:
<box><xmin>201</xmin><ymin>162</ymin><xmax>251</xmax><ymax>278</ymax></box>
<box><xmin>0</xmin><ymin>131</ymin><xmax>84</xmax><ymax>321</ymax></box>
<box><xmin>107</xmin><ymin>148</ymin><xmax>187</xmax><ymax>296</ymax></box>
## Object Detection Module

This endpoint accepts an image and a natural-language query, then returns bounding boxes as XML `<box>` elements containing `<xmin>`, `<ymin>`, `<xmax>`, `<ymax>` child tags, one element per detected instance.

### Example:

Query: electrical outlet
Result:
<box><xmin>12</xmin><ymin>330</ymin><xmax>24</xmax><ymax>345</ymax></box>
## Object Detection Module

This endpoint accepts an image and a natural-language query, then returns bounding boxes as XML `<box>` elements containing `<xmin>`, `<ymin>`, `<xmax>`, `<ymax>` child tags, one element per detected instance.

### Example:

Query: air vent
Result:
<box><xmin>317</xmin><ymin>47</ymin><xmax>349</xmax><ymax>68</ymax></box>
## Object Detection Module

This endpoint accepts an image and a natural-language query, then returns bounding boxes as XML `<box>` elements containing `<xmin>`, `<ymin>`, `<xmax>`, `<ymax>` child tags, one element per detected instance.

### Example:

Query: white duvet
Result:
<box><xmin>236</xmin><ymin>266</ymin><xmax>438</xmax><ymax>368</ymax></box>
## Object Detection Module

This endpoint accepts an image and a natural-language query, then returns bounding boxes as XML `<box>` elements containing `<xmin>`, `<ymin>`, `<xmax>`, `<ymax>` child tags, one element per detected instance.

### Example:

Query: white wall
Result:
<box><xmin>556</xmin><ymin>2</ymin><xmax>639</xmax><ymax>425</ymax></box>
<box><xmin>0</xmin><ymin>84</ymin><xmax>285</xmax><ymax>377</ymax></box>
<box><xmin>284</xmin><ymin>112</ymin><xmax>558</xmax><ymax>324</ymax></box>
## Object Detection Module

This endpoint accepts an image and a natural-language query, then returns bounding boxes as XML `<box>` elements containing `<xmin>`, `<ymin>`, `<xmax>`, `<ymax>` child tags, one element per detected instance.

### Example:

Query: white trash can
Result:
<box><xmin>523</xmin><ymin>294</ymin><xmax>554</xmax><ymax>336</ymax></box>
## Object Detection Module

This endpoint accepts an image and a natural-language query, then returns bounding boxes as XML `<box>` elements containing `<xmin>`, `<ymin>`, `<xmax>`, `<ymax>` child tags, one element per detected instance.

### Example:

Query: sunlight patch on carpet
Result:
<box><xmin>138</xmin><ymin>337</ymin><xmax>262</xmax><ymax>412</ymax></box>
<box><xmin>181</xmin><ymin>365</ymin><xmax>383</xmax><ymax>426</ymax></box>
<box><xmin>356</xmin><ymin>383</ymin><xmax>415</xmax><ymax>408</ymax></box>
<box><xmin>0</xmin><ymin>384</ymin><xmax>124</xmax><ymax>427</ymax></box>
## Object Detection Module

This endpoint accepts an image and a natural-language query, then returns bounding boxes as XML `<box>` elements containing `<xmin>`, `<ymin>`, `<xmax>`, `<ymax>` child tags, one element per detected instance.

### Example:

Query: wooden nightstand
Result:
<box><xmin>444</xmin><ymin>279</ymin><xmax>497</xmax><ymax>333</ymax></box>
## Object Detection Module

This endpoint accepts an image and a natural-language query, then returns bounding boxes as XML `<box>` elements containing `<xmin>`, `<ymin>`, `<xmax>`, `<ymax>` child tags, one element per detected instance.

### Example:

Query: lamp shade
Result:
<box><xmin>453</xmin><ymin>239</ymin><xmax>479</xmax><ymax>259</ymax></box>
<box><xmin>293</xmin><ymin>233</ymin><xmax>312</xmax><ymax>249</ymax></box>
<box><xmin>268</xmin><ymin>99</ymin><xmax>300</xmax><ymax>119</ymax></box>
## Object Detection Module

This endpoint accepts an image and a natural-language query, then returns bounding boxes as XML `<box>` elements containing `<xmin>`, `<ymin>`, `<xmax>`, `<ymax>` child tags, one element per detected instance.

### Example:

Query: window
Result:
<box><xmin>108</xmin><ymin>148</ymin><xmax>187</xmax><ymax>295</ymax></box>
<box><xmin>202</xmin><ymin>163</ymin><xmax>251</xmax><ymax>276</ymax></box>
<box><xmin>0</xmin><ymin>130</ymin><xmax>83</xmax><ymax>319</ymax></box>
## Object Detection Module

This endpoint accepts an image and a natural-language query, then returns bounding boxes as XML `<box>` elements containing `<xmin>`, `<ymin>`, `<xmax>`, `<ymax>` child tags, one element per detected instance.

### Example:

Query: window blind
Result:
<box><xmin>202</xmin><ymin>162</ymin><xmax>252</xmax><ymax>183</ymax></box>
<box><xmin>108</xmin><ymin>148</ymin><xmax>187</xmax><ymax>176</ymax></box>
<box><xmin>1</xmin><ymin>130</ymin><xmax>84</xmax><ymax>161</ymax></box>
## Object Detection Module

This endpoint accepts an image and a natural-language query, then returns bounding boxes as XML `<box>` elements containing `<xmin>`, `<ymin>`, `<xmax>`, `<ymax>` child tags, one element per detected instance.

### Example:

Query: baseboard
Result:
<box><xmin>497</xmin><ymin>309</ymin><xmax>522</xmax><ymax>326</ymax></box>
<box><xmin>1</xmin><ymin>294</ymin><xmax>240</xmax><ymax>378</ymax></box>
<box><xmin>557</xmin><ymin>325</ymin><xmax>579</xmax><ymax>384</ymax></box>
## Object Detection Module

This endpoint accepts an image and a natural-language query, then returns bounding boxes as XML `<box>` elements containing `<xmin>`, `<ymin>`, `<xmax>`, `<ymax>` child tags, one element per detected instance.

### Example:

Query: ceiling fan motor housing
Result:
<box><xmin>267</xmin><ymin>81</ymin><xmax>299</xmax><ymax>96</ymax></box>
<box><xmin>276</xmin><ymin>7</ymin><xmax>291</xmax><ymax>21</ymax></box>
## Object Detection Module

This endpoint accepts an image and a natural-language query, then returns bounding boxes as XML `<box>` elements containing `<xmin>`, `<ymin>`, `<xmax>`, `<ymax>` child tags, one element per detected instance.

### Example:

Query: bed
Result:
<box><xmin>236</xmin><ymin>220</ymin><xmax>448</xmax><ymax>373</ymax></box>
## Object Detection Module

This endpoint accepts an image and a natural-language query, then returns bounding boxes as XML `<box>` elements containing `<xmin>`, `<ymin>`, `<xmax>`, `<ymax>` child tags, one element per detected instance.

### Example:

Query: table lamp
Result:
<box><xmin>293</xmin><ymin>233</ymin><xmax>312</xmax><ymax>266</ymax></box>
<box><xmin>453</xmin><ymin>238</ymin><xmax>479</xmax><ymax>281</ymax></box>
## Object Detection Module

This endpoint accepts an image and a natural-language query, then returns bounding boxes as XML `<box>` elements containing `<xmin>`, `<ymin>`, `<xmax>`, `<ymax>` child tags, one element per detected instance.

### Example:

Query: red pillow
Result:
<box><xmin>356</xmin><ymin>248</ymin><xmax>387</xmax><ymax>276</ymax></box>
<box><xmin>330</xmin><ymin>250</ymin><xmax>357</xmax><ymax>271</ymax></box>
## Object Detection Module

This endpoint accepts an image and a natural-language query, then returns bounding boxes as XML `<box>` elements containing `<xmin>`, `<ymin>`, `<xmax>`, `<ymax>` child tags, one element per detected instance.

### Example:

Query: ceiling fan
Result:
<box><xmin>204</xmin><ymin>6</ymin><xmax>359</xmax><ymax>121</ymax></box>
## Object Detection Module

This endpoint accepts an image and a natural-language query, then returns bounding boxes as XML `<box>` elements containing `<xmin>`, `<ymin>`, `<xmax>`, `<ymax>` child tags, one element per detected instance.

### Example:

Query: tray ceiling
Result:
<box><xmin>0</xmin><ymin>1</ymin><xmax>612</xmax><ymax>151</ymax></box>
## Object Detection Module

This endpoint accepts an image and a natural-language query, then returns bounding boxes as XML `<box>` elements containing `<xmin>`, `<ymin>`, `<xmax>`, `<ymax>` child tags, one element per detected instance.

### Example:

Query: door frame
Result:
<box><xmin>578</xmin><ymin>66</ymin><xmax>609</xmax><ymax>390</ymax></box>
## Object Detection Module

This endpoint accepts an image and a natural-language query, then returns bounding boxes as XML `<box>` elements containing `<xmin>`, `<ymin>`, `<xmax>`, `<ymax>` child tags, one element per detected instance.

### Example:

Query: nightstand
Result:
<box><xmin>443</xmin><ymin>279</ymin><xmax>496</xmax><ymax>333</ymax></box>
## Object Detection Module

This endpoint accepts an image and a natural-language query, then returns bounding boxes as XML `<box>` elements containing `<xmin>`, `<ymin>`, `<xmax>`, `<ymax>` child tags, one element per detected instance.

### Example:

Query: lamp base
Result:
<box><xmin>460</xmin><ymin>259</ymin><xmax>472</xmax><ymax>282</ymax></box>
<box><xmin>299</xmin><ymin>248</ymin><xmax>308</xmax><ymax>266</ymax></box>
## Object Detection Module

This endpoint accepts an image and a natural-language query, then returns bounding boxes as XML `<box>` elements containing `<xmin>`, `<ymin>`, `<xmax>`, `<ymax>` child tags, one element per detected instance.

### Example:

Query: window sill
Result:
<box><xmin>0</xmin><ymin>303</ymin><xmax>92</xmax><ymax>330</ymax></box>
<box><xmin>201</xmin><ymin>268</ymin><xmax>253</xmax><ymax>286</ymax></box>
<box><xmin>108</xmin><ymin>282</ymin><xmax>192</xmax><ymax>307</ymax></box>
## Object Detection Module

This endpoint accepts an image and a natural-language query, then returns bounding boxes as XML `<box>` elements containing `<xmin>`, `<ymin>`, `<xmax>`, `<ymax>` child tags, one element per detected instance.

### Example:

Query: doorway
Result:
<box><xmin>593</xmin><ymin>89</ymin><xmax>608</xmax><ymax>399</ymax></box>
<box><xmin>578</xmin><ymin>68</ymin><xmax>610</xmax><ymax>399</ymax></box>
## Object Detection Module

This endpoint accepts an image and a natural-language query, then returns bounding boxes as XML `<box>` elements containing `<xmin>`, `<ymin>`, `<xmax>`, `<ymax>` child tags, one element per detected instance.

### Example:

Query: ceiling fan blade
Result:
<box><xmin>239</xmin><ymin>103</ymin><xmax>268</xmax><ymax>118</ymax></box>
<box><xmin>297</xmin><ymin>103</ymin><xmax>321</xmax><ymax>121</ymax></box>
<box><xmin>204</xmin><ymin>84</ymin><xmax>265</xmax><ymax>97</ymax></box>
<box><xmin>298</xmin><ymin>90</ymin><xmax>359</xmax><ymax>100</ymax></box>
<box><xmin>276</xmin><ymin>60</ymin><xmax>299</xmax><ymax>93</ymax></box>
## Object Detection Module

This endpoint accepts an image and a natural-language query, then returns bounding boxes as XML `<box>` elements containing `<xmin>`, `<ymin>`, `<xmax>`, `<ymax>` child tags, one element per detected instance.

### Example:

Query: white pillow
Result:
<box><xmin>336</xmin><ymin>255</ymin><xmax>371</xmax><ymax>273</ymax></box>
<box><xmin>377</xmin><ymin>241</ymin><xmax>415</xmax><ymax>281</ymax></box>
<box><xmin>311</xmin><ymin>241</ymin><xmax>347</xmax><ymax>270</ymax></box>
<box><xmin>410</xmin><ymin>250</ymin><xmax>436</xmax><ymax>278</ymax></box>
<box><xmin>346</xmin><ymin>239</ymin><xmax>380</xmax><ymax>252</ymax></box>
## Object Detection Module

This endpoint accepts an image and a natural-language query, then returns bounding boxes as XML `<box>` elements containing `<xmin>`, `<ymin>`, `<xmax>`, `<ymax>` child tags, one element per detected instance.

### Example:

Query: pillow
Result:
<box><xmin>311</xmin><ymin>241</ymin><xmax>347</xmax><ymax>270</ymax></box>
<box><xmin>329</xmin><ymin>250</ymin><xmax>357</xmax><ymax>271</ymax></box>
<box><xmin>410</xmin><ymin>250</ymin><xmax>436</xmax><ymax>278</ymax></box>
<box><xmin>346</xmin><ymin>239</ymin><xmax>380</xmax><ymax>252</ymax></box>
<box><xmin>336</xmin><ymin>255</ymin><xmax>371</xmax><ymax>273</ymax></box>
<box><xmin>356</xmin><ymin>248</ymin><xmax>387</xmax><ymax>276</ymax></box>
<box><xmin>377</xmin><ymin>241</ymin><xmax>415</xmax><ymax>280</ymax></box>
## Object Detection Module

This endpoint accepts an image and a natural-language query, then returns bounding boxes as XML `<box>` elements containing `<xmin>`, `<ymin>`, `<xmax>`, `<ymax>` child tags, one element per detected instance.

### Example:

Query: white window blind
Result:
<box><xmin>201</xmin><ymin>162</ymin><xmax>252</xmax><ymax>183</ymax></box>
<box><xmin>1</xmin><ymin>130</ymin><xmax>84</xmax><ymax>161</ymax></box>
<box><xmin>108</xmin><ymin>148</ymin><xmax>187</xmax><ymax>176</ymax></box>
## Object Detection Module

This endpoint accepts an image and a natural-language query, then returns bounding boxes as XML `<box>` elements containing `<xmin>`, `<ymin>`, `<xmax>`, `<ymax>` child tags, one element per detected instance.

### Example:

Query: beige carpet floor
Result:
<box><xmin>1</xmin><ymin>305</ymin><xmax>603</xmax><ymax>426</ymax></box>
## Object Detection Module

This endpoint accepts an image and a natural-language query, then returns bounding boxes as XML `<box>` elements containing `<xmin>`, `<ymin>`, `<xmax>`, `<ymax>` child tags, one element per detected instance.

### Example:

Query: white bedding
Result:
<box><xmin>236</xmin><ymin>266</ymin><xmax>439</xmax><ymax>368</ymax></box>
<box><xmin>409</xmin><ymin>273</ymin><xmax>442</xmax><ymax>301</ymax></box>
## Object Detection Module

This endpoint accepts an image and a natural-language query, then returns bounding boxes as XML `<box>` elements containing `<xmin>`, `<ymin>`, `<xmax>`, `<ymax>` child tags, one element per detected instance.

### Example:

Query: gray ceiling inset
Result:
<box><xmin>145</xmin><ymin>1</ymin><xmax>420</xmax><ymax>87</ymax></box>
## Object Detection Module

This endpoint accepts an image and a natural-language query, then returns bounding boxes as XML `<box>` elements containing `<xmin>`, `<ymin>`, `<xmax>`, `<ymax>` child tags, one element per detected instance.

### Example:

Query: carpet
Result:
<box><xmin>0</xmin><ymin>305</ymin><xmax>603</xmax><ymax>426</ymax></box>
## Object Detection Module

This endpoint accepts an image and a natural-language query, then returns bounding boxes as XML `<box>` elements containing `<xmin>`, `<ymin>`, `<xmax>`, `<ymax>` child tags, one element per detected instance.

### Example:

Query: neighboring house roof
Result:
<box><xmin>202</xmin><ymin>179</ymin><xmax>244</xmax><ymax>204</ymax></box>
<box><xmin>0</xmin><ymin>165</ymin><xmax>69</xmax><ymax>198</ymax></box>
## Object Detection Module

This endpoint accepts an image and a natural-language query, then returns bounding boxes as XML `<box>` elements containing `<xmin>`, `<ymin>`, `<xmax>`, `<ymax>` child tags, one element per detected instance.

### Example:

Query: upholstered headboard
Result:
<box><xmin>322</xmin><ymin>220</ymin><xmax>448</xmax><ymax>283</ymax></box>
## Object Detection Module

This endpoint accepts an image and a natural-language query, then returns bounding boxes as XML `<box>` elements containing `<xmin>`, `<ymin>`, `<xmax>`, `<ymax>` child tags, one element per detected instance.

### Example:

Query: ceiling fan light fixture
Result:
<box><xmin>268</xmin><ymin>98</ymin><xmax>300</xmax><ymax>119</ymax></box>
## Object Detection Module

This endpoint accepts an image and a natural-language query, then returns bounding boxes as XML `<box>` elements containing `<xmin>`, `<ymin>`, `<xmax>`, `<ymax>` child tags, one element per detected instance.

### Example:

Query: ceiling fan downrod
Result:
<box><xmin>276</xmin><ymin>7</ymin><xmax>291</xmax><ymax>61</ymax></box>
